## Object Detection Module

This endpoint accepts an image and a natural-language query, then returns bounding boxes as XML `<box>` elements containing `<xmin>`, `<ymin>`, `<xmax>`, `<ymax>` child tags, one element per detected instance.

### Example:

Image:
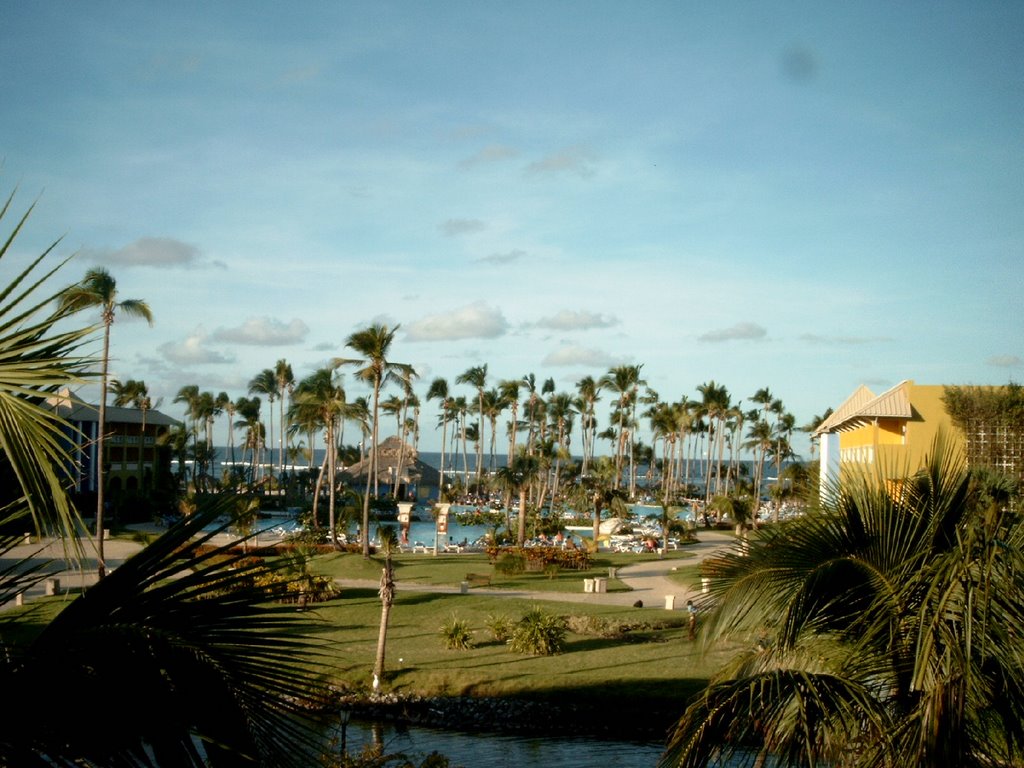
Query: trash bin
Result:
<box><xmin>701</xmin><ymin>577</ymin><xmax>711</xmax><ymax>594</ymax></box>
<box><xmin>664</xmin><ymin>594</ymin><xmax>676</xmax><ymax>610</ymax></box>
<box><xmin>608</xmin><ymin>567</ymin><xmax>618</xmax><ymax>579</ymax></box>
<box><xmin>460</xmin><ymin>581</ymin><xmax>469</xmax><ymax>594</ymax></box>
<box><xmin>594</xmin><ymin>577</ymin><xmax>607</xmax><ymax>593</ymax></box>
<box><xmin>583</xmin><ymin>578</ymin><xmax>595</xmax><ymax>593</ymax></box>
<box><xmin>45</xmin><ymin>578</ymin><xmax>60</xmax><ymax>596</ymax></box>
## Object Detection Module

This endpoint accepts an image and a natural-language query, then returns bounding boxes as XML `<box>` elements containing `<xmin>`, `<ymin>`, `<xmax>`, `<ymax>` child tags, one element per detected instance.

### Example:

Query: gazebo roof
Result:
<box><xmin>341</xmin><ymin>435</ymin><xmax>440</xmax><ymax>486</ymax></box>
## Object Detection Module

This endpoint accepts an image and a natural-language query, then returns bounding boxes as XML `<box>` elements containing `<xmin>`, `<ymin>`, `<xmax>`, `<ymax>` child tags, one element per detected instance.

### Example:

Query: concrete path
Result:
<box><xmin>0</xmin><ymin>529</ymin><xmax>150</xmax><ymax>608</ymax></box>
<box><xmin>333</xmin><ymin>530</ymin><xmax>736</xmax><ymax>611</ymax></box>
<box><xmin>1</xmin><ymin>526</ymin><xmax>737</xmax><ymax>613</ymax></box>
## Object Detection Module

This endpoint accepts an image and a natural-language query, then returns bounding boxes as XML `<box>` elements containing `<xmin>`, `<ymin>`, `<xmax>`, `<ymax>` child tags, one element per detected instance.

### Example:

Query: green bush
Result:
<box><xmin>439</xmin><ymin>614</ymin><xmax>474</xmax><ymax>650</ymax></box>
<box><xmin>565</xmin><ymin>614</ymin><xmax>628</xmax><ymax>638</ymax></box>
<box><xmin>494</xmin><ymin>551</ymin><xmax>526</xmax><ymax>575</ymax></box>
<box><xmin>508</xmin><ymin>606</ymin><xmax>567</xmax><ymax>656</ymax></box>
<box><xmin>484</xmin><ymin>613</ymin><xmax>514</xmax><ymax>642</ymax></box>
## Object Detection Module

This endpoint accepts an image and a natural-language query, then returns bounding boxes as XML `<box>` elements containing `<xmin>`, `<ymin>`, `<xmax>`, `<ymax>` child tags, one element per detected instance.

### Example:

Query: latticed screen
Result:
<box><xmin>944</xmin><ymin>385</ymin><xmax>1024</xmax><ymax>484</ymax></box>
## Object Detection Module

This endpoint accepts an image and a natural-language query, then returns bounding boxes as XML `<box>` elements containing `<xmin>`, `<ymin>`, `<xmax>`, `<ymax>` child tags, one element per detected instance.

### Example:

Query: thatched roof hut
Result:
<box><xmin>341</xmin><ymin>435</ymin><xmax>441</xmax><ymax>501</ymax></box>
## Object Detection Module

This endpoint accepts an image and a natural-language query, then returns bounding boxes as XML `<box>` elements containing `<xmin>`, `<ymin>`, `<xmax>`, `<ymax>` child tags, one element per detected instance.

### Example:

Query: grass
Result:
<box><xmin>295</xmin><ymin>544</ymin><xmax>732</xmax><ymax>732</ymax></box>
<box><xmin>303</xmin><ymin>585</ymin><xmax>737</xmax><ymax>709</ymax></box>
<box><xmin>4</xmin><ymin>538</ymin><xmax>728</xmax><ymax>736</ymax></box>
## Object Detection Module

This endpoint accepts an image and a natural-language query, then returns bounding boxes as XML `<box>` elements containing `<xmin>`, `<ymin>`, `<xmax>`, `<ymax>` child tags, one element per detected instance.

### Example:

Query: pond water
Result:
<box><xmin>341</xmin><ymin>720</ymin><xmax>668</xmax><ymax>768</ymax></box>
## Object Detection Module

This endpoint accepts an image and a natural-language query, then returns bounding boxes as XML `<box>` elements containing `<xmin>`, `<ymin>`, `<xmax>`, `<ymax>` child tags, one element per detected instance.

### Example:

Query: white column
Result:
<box><xmin>819</xmin><ymin>431</ymin><xmax>841</xmax><ymax>505</ymax></box>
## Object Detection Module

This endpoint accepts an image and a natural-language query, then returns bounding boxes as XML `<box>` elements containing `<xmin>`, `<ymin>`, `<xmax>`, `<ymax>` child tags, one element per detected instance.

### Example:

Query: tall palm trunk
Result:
<box><xmin>373</xmin><ymin>544</ymin><xmax>395</xmax><ymax>689</ymax></box>
<box><xmin>438</xmin><ymin>408</ymin><xmax>448</xmax><ymax>501</ymax></box>
<box><xmin>361</xmin><ymin>378</ymin><xmax>381</xmax><ymax>558</ymax></box>
<box><xmin>95</xmin><ymin>318</ymin><xmax>112</xmax><ymax>578</ymax></box>
<box><xmin>517</xmin><ymin>486</ymin><xmax>528</xmax><ymax>547</ymax></box>
<box><xmin>311</xmin><ymin>450</ymin><xmax>327</xmax><ymax>531</ymax></box>
<box><xmin>137</xmin><ymin>403</ymin><xmax>148</xmax><ymax>491</ymax></box>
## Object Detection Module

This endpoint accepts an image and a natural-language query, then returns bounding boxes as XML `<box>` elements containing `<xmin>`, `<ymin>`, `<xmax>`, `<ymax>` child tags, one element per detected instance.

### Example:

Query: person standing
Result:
<box><xmin>687</xmin><ymin>599</ymin><xmax>697</xmax><ymax>640</ymax></box>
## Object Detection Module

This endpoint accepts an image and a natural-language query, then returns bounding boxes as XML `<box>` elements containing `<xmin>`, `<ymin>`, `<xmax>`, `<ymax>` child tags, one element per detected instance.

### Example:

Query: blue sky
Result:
<box><xmin>3</xmin><ymin>2</ymin><xmax>1022</xmax><ymax>457</ymax></box>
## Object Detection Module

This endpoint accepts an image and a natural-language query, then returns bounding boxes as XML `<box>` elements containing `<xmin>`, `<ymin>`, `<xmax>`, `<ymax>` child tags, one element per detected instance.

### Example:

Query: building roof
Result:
<box><xmin>45</xmin><ymin>388</ymin><xmax>181</xmax><ymax>428</ymax></box>
<box><xmin>341</xmin><ymin>435</ymin><xmax>441</xmax><ymax>486</ymax></box>
<box><xmin>815</xmin><ymin>381</ymin><xmax>913</xmax><ymax>435</ymax></box>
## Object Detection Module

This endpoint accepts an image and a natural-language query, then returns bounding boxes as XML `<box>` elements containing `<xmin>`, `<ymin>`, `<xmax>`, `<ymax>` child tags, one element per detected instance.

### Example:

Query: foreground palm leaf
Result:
<box><xmin>0</xmin><ymin>189</ymin><xmax>94</xmax><ymax>543</ymax></box>
<box><xmin>662</xmin><ymin>439</ymin><xmax>1024</xmax><ymax>767</ymax></box>
<box><xmin>0</xmin><ymin>498</ymin><xmax>339</xmax><ymax>767</ymax></box>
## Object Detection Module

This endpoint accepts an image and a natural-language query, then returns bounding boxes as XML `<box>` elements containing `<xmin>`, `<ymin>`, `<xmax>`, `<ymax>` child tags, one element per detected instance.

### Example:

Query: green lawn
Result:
<box><xmin>296</xmin><ymin>545</ymin><xmax>734</xmax><ymax>726</ymax></box>
<box><xmin>305</xmin><ymin>588</ymin><xmax>738</xmax><ymax>720</ymax></box>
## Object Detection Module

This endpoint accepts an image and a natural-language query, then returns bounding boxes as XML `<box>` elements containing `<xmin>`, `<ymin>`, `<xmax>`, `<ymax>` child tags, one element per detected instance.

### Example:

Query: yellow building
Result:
<box><xmin>814</xmin><ymin>380</ymin><xmax>963</xmax><ymax>495</ymax></box>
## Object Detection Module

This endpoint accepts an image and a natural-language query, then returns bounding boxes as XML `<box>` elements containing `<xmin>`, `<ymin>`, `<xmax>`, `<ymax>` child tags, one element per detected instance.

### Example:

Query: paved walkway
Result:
<box><xmin>1</xmin><ymin>526</ymin><xmax>736</xmax><ymax>612</ymax></box>
<box><xmin>333</xmin><ymin>530</ymin><xmax>736</xmax><ymax>611</ymax></box>
<box><xmin>0</xmin><ymin>529</ymin><xmax>150</xmax><ymax>608</ymax></box>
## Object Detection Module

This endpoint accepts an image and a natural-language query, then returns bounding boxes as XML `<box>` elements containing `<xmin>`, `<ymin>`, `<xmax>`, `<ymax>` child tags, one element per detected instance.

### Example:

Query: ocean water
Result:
<box><xmin>200</xmin><ymin>447</ymin><xmax>732</xmax><ymax>487</ymax></box>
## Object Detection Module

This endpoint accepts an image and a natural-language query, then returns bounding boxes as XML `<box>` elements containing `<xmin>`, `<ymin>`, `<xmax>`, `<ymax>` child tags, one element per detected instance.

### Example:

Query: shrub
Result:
<box><xmin>484</xmin><ymin>613</ymin><xmax>514</xmax><ymax>642</ymax></box>
<box><xmin>508</xmin><ymin>606</ymin><xmax>567</xmax><ymax>656</ymax></box>
<box><xmin>494</xmin><ymin>551</ymin><xmax>526</xmax><ymax>576</ymax></box>
<box><xmin>565</xmin><ymin>614</ymin><xmax>629</xmax><ymax>638</ymax></box>
<box><xmin>439</xmin><ymin>614</ymin><xmax>474</xmax><ymax>650</ymax></box>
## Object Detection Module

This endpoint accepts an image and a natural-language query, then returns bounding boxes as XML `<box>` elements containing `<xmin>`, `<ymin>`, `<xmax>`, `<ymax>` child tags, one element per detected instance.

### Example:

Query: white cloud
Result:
<box><xmin>800</xmin><ymin>333</ymin><xmax>893</xmax><ymax>345</ymax></box>
<box><xmin>440</xmin><ymin>218</ymin><xmax>487</xmax><ymax>236</ymax></box>
<box><xmin>212</xmin><ymin>317</ymin><xmax>309</xmax><ymax>346</ymax></box>
<box><xmin>158</xmin><ymin>329</ymin><xmax>234</xmax><ymax>365</ymax></box>
<box><xmin>542</xmin><ymin>344</ymin><xmax>625</xmax><ymax>367</ymax></box>
<box><xmin>698</xmin><ymin>322</ymin><xmax>767</xmax><ymax>343</ymax></box>
<box><xmin>987</xmin><ymin>354</ymin><xmax>1022</xmax><ymax>367</ymax></box>
<box><xmin>85</xmin><ymin>237</ymin><xmax>207</xmax><ymax>269</ymax></box>
<box><xmin>525</xmin><ymin>146</ymin><xmax>598</xmax><ymax>179</ymax></box>
<box><xmin>477</xmin><ymin>249</ymin><xmax>526</xmax><ymax>265</ymax></box>
<box><xmin>404</xmin><ymin>302</ymin><xmax>508</xmax><ymax>342</ymax></box>
<box><xmin>459</xmin><ymin>144</ymin><xmax>519</xmax><ymax>169</ymax></box>
<box><xmin>534</xmin><ymin>310</ymin><xmax>618</xmax><ymax>331</ymax></box>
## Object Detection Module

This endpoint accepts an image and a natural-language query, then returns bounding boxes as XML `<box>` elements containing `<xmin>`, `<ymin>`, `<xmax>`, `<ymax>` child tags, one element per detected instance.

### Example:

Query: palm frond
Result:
<box><xmin>0</xmin><ymin>496</ymin><xmax>339</xmax><ymax>767</ymax></box>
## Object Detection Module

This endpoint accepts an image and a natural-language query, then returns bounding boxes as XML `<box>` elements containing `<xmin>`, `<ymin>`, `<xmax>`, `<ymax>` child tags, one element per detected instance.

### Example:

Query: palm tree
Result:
<box><xmin>233</xmin><ymin>396</ymin><xmax>262</xmax><ymax>485</ymax></box>
<box><xmin>801</xmin><ymin>407</ymin><xmax>834</xmax><ymax>460</ymax></box>
<box><xmin>1</xmin><ymin>196</ymin><xmax>336</xmax><ymax>765</ymax></box>
<box><xmin>499</xmin><ymin>378</ymin><xmax>523</xmax><ymax>465</ymax></box>
<box><xmin>599</xmin><ymin>364</ymin><xmax>645</xmax><ymax>492</ymax></box>
<box><xmin>496</xmin><ymin>450</ymin><xmax>542</xmax><ymax>546</ymax></box>
<box><xmin>696</xmin><ymin>380</ymin><xmax>731</xmax><ymax>502</ymax></box>
<box><xmin>426</xmin><ymin>377</ymin><xmax>451</xmax><ymax>501</ymax></box>
<box><xmin>291</xmin><ymin>367</ymin><xmax>347</xmax><ymax>547</ymax></box>
<box><xmin>393</xmin><ymin>373</ymin><xmax>418</xmax><ymax>500</ymax></box>
<box><xmin>275</xmin><ymin>358</ymin><xmax>294</xmax><ymax>482</ymax></box>
<box><xmin>174</xmin><ymin>384</ymin><xmax>200</xmax><ymax>483</ymax></box>
<box><xmin>109</xmin><ymin>377</ymin><xmax>153</xmax><ymax>492</ymax></box>
<box><xmin>771</xmin><ymin>408</ymin><xmax>797</xmax><ymax>522</ymax></box>
<box><xmin>575</xmin><ymin>375</ymin><xmax>601</xmax><ymax>475</ymax></box>
<box><xmin>456</xmin><ymin>364</ymin><xmax>488</xmax><ymax>488</ymax></box>
<box><xmin>546</xmin><ymin>391</ymin><xmax>575</xmax><ymax>505</ymax></box>
<box><xmin>451</xmin><ymin>395</ymin><xmax>470</xmax><ymax>487</ymax></box>
<box><xmin>194</xmin><ymin>390</ymin><xmax>217</xmax><ymax>490</ymax></box>
<box><xmin>372</xmin><ymin>524</ymin><xmax>398</xmax><ymax>691</ymax></box>
<box><xmin>248</xmin><ymin>369</ymin><xmax>277</xmax><ymax>485</ymax></box>
<box><xmin>662</xmin><ymin>439</ymin><xmax>1024</xmax><ymax>768</ymax></box>
<box><xmin>481</xmin><ymin>387</ymin><xmax>504</xmax><ymax>472</ymax></box>
<box><xmin>333</xmin><ymin>323</ymin><xmax>414</xmax><ymax>557</ymax></box>
<box><xmin>0</xmin><ymin>193</ymin><xmax>92</xmax><ymax>542</ymax></box>
<box><xmin>573</xmin><ymin>455</ymin><xmax>623</xmax><ymax>549</ymax></box>
<box><xmin>60</xmin><ymin>267</ymin><xmax>152</xmax><ymax>578</ymax></box>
